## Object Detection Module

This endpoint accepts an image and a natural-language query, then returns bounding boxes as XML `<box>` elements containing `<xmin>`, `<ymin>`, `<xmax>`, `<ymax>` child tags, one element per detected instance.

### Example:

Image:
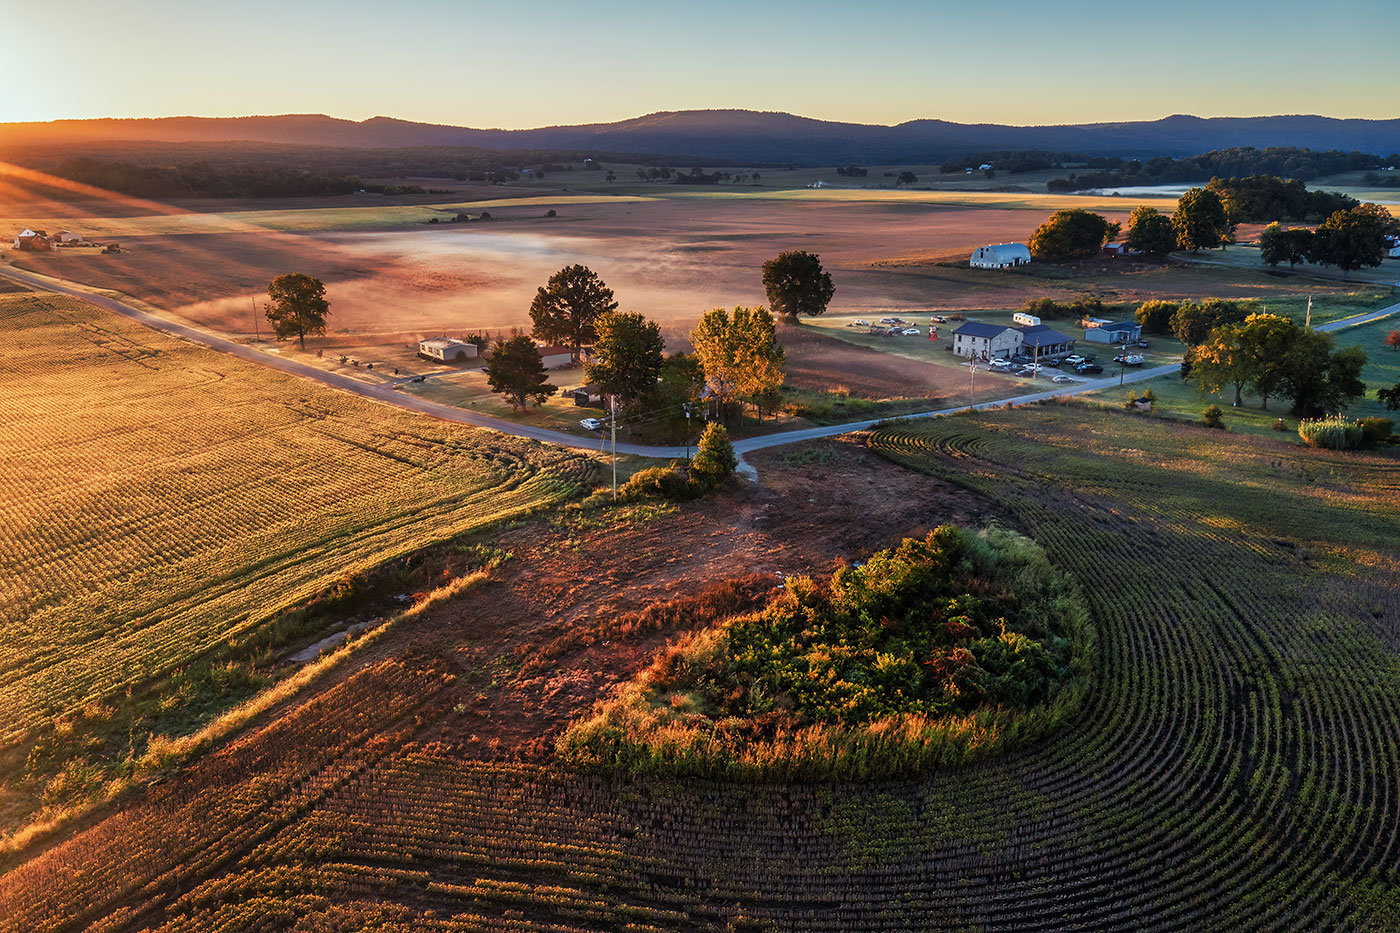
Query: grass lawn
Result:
<box><xmin>1085</xmin><ymin>311</ymin><xmax>1400</xmax><ymax>439</ymax></box>
<box><xmin>1181</xmin><ymin>245</ymin><xmax>1400</xmax><ymax>289</ymax></box>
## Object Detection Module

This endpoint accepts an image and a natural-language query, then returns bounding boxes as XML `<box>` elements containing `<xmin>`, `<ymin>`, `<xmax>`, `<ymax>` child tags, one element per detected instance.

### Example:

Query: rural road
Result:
<box><xmin>5</xmin><ymin>262</ymin><xmax>1396</xmax><ymax>465</ymax></box>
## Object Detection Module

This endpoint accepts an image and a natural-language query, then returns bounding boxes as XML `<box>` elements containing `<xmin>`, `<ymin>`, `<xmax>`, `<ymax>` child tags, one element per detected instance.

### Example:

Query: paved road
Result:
<box><xmin>5</xmin><ymin>263</ymin><xmax>1396</xmax><ymax>463</ymax></box>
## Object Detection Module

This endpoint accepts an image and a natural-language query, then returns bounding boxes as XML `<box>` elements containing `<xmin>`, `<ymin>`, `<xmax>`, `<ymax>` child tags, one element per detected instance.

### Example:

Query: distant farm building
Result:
<box><xmin>417</xmin><ymin>337</ymin><xmax>478</xmax><ymax>362</ymax></box>
<box><xmin>1083</xmin><ymin>320</ymin><xmax>1143</xmax><ymax>344</ymax></box>
<box><xmin>970</xmin><ymin>243</ymin><xmax>1031</xmax><ymax>269</ymax></box>
<box><xmin>1101</xmin><ymin>242</ymin><xmax>1127</xmax><ymax>257</ymax></box>
<box><xmin>55</xmin><ymin>230</ymin><xmax>83</xmax><ymax>244</ymax></box>
<box><xmin>952</xmin><ymin>322</ymin><xmax>1022</xmax><ymax>360</ymax></box>
<box><xmin>13</xmin><ymin>229</ymin><xmax>51</xmax><ymax>251</ymax></box>
<box><xmin>536</xmin><ymin>345</ymin><xmax>576</xmax><ymax>370</ymax></box>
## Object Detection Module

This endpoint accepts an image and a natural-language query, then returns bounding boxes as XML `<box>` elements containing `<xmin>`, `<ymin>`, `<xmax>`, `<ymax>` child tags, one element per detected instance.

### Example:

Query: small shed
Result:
<box><xmin>14</xmin><ymin>228</ymin><xmax>51</xmax><ymax>251</ymax></box>
<box><xmin>1083</xmin><ymin>320</ymin><xmax>1142</xmax><ymax>345</ymax></box>
<box><xmin>536</xmin><ymin>345</ymin><xmax>576</xmax><ymax>370</ymax></box>
<box><xmin>566</xmin><ymin>384</ymin><xmax>604</xmax><ymax>407</ymax></box>
<box><xmin>55</xmin><ymin>230</ymin><xmax>83</xmax><ymax>244</ymax></box>
<box><xmin>952</xmin><ymin>321</ymin><xmax>1022</xmax><ymax>360</ymax></box>
<box><xmin>418</xmin><ymin>337</ymin><xmax>478</xmax><ymax>361</ymax></box>
<box><xmin>970</xmin><ymin>243</ymin><xmax>1031</xmax><ymax>269</ymax></box>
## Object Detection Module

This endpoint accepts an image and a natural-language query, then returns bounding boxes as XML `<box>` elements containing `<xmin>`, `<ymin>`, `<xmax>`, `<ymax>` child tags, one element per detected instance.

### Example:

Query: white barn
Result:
<box><xmin>536</xmin><ymin>345</ymin><xmax>576</xmax><ymax>369</ymax></box>
<box><xmin>970</xmin><ymin>243</ymin><xmax>1031</xmax><ymax>269</ymax></box>
<box><xmin>418</xmin><ymin>337</ymin><xmax>478</xmax><ymax>361</ymax></box>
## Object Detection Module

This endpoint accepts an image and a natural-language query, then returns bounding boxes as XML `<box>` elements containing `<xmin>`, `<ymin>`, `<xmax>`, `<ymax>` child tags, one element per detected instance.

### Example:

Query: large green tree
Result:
<box><xmin>1378</xmin><ymin>381</ymin><xmax>1400</xmax><ymax>411</ymax></box>
<box><xmin>264</xmin><ymin>273</ymin><xmax>330</xmax><ymax>350</ymax></box>
<box><xmin>1028</xmin><ymin>209</ymin><xmax>1120</xmax><ymax>261</ymax></box>
<box><xmin>1258</xmin><ymin>223</ymin><xmax>1315</xmax><ymax>268</ymax></box>
<box><xmin>1281</xmin><ymin>332</ymin><xmax>1368</xmax><ymax>418</ymax></box>
<box><xmin>1169</xmin><ymin>298</ymin><xmax>1249</xmax><ymax>347</ymax></box>
<box><xmin>690</xmin><ymin>306</ymin><xmax>786</xmax><ymax>420</ymax></box>
<box><xmin>484</xmin><ymin>334</ymin><xmax>557</xmax><ymax>410</ymax></box>
<box><xmin>1236</xmin><ymin>313</ymin><xmax>1302</xmax><ymax>410</ymax></box>
<box><xmin>584</xmin><ymin>311</ymin><xmax>665</xmax><ymax>408</ymax></box>
<box><xmin>1191</xmin><ymin>321</ymin><xmax>1250</xmax><ymax>407</ymax></box>
<box><xmin>762</xmin><ymin>251</ymin><xmax>835</xmax><ymax>320</ymax></box>
<box><xmin>1309</xmin><ymin>206</ymin><xmax>1388</xmax><ymax>277</ymax></box>
<box><xmin>1123</xmin><ymin>206</ymin><xmax>1176</xmax><ymax>256</ymax></box>
<box><xmin>528</xmin><ymin>264</ymin><xmax>618</xmax><ymax>361</ymax></box>
<box><xmin>1134</xmin><ymin>299</ymin><xmax>1179</xmax><ymax>335</ymax></box>
<box><xmin>1171</xmin><ymin>187</ymin><xmax>1230</xmax><ymax>251</ymax></box>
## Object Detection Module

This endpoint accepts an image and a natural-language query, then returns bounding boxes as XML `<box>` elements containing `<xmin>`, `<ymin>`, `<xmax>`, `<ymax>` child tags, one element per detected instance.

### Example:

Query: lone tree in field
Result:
<box><xmin>1171</xmin><ymin>187</ymin><xmax>1229</xmax><ymax>251</ymax></box>
<box><xmin>1123</xmin><ymin>206</ymin><xmax>1175</xmax><ymax>256</ymax></box>
<box><xmin>484</xmin><ymin>334</ymin><xmax>557</xmax><ymax>410</ymax></box>
<box><xmin>265</xmin><ymin>273</ymin><xmax>330</xmax><ymax>350</ymax></box>
<box><xmin>1028</xmin><ymin>209</ymin><xmax>1119</xmax><ymax>261</ymax></box>
<box><xmin>1386</xmin><ymin>330</ymin><xmax>1400</xmax><ymax>352</ymax></box>
<box><xmin>1379</xmin><ymin>381</ymin><xmax>1400</xmax><ymax>410</ymax></box>
<box><xmin>585</xmin><ymin>311</ymin><xmax>665</xmax><ymax>408</ymax></box>
<box><xmin>896</xmin><ymin>171</ymin><xmax>918</xmax><ymax>186</ymax></box>
<box><xmin>529</xmin><ymin>264</ymin><xmax>618</xmax><ymax>362</ymax></box>
<box><xmin>1309</xmin><ymin>205</ymin><xmax>1388</xmax><ymax>278</ymax></box>
<box><xmin>762</xmin><ymin>250</ymin><xmax>835</xmax><ymax>320</ymax></box>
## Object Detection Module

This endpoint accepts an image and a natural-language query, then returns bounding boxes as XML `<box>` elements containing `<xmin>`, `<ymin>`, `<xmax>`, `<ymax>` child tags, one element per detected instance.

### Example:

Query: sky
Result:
<box><xmin>3</xmin><ymin>0</ymin><xmax>1395</xmax><ymax>128</ymax></box>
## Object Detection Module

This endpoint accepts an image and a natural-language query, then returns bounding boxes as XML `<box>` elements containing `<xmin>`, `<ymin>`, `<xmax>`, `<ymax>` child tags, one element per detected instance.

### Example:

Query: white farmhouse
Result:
<box><xmin>418</xmin><ymin>337</ymin><xmax>478</xmax><ymax>361</ymax></box>
<box><xmin>952</xmin><ymin>322</ymin><xmax>1022</xmax><ymax>360</ymax></box>
<box><xmin>970</xmin><ymin>243</ymin><xmax>1031</xmax><ymax>269</ymax></box>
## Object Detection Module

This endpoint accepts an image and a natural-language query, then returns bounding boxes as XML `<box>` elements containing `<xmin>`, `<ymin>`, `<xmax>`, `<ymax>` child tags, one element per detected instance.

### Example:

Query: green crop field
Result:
<box><xmin>3</xmin><ymin>403</ymin><xmax>1397</xmax><ymax>930</ymax></box>
<box><xmin>0</xmin><ymin>291</ymin><xmax>591</xmax><ymax>839</ymax></box>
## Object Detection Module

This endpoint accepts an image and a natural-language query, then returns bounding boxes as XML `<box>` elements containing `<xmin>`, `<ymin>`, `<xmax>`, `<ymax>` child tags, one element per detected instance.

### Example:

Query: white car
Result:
<box><xmin>579</xmin><ymin>418</ymin><xmax>604</xmax><ymax>431</ymax></box>
<box><xmin>986</xmin><ymin>360</ymin><xmax>1014</xmax><ymax>371</ymax></box>
<box><xmin>854</xmin><ymin>319</ymin><xmax>870</xmax><ymax>326</ymax></box>
<box><xmin>1020</xmin><ymin>363</ymin><xmax>1043</xmax><ymax>372</ymax></box>
<box><xmin>901</xmin><ymin>327</ymin><xmax>920</xmax><ymax>336</ymax></box>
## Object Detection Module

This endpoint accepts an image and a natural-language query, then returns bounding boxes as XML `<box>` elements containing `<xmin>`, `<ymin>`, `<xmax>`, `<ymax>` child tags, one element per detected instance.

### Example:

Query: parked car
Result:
<box><xmin>1020</xmin><ymin>363</ymin><xmax>1043</xmax><ymax>372</ymax></box>
<box><xmin>579</xmin><ymin>418</ymin><xmax>604</xmax><ymax>431</ymax></box>
<box><xmin>987</xmin><ymin>359</ymin><xmax>1014</xmax><ymax>371</ymax></box>
<box><xmin>854</xmin><ymin>319</ymin><xmax>870</xmax><ymax>326</ymax></box>
<box><xmin>931</xmin><ymin>315</ymin><xmax>947</xmax><ymax>323</ymax></box>
<box><xmin>1041</xmin><ymin>358</ymin><xmax>1062</xmax><ymax>368</ymax></box>
<box><xmin>1052</xmin><ymin>374</ymin><xmax>1077</xmax><ymax>384</ymax></box>
<box><xmin>1075</xmin><ymin>362</ymin><xmax>1104</xmax><ymax>374</ymax></box>
<box><xmin>1013</xmin><ymin>368</ymin><xmax>1035</xmax><ymax>378</ymax></box>
<box><xmin>1114</xmin><ymin>354</ymin><xmax>1145</xmax><ymax>366</ymax></box>
<box><xmin>901</xmin><ymin>327</ymin><xmax>920</xmax><ymax>336</ymax></box>
<box><xmin>1136</xmin><ymin>339</ymin><xmax>1150</xmax><ymax>348</ymax></box>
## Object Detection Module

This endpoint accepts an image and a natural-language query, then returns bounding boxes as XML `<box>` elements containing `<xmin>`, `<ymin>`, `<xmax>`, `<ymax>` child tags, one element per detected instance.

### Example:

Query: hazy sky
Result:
<box><xmin>4</xmin><ymin>0</ymin><xmax>1394</xmax><ymax>127</ymax></box>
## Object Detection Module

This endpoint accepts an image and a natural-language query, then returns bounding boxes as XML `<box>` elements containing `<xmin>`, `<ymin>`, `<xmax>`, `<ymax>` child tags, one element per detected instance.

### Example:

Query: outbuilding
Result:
<box><xmin>1083</xmin><ymin>320</ymin><xmax>1142</xmax><ymax>345</ymax></box>
<box><xmin>417</xmin><ymin>337</ymin><xmax>478</xmax><ymax>361</ymax></box>
<box><xmin>55</xmin><ymin>230</ymin><xmax>83</xmax><ymax>244</ymax></box>
<box><xmin>13</xmin><ymin>228</ymin><xmax>51</xmax><ymax>251</ymax></box>
<box><xmin>1019</xmin><ymin>324</ymin><xmax>1076</xmax><ymax>358</ymax></box>
<box><xmin>1384</xmin><ymin>235</ymin><xmax>1400</xmax><ymax>259</ymax></box>
<box><xmin>536</xmin><ymin>345</ymin><xmax>576</xmax><ymax>370</ymax></box>
<box><xmin>970</xmin><ymin>243</ymin><xmax>1031</xmax><ymax>269</ymax></box>
<box><xmin>952</xmin><ymin>322</ymin><xmax>1022</xmax><ymax>360</ymax></box>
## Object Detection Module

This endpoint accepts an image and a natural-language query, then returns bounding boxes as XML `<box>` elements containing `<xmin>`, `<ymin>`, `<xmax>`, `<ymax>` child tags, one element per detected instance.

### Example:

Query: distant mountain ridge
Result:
<box><xmin>3</xmin><ymin>110</ymin><xmax>1397</xmax><ymax>164</ymax></box>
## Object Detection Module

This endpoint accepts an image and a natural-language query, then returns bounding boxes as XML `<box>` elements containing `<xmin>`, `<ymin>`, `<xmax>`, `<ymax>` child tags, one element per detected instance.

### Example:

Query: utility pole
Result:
<box><xmin>252</xmin><ymin>297</ymin><xmax>260</xmax><ymax>342</ymax></box>
<box><xmin>1305</xmin><ymin>296</ymin><xmax>1312</xmax><ymax>330</ymax></box>
<box><xmin>1119</xmin><ymin>345</ymin><xmax>1127</xmax><ymax>387</ymax></box>
<box><xmin>683</xmin><ymin>403</ymin><xmax>693</xmax><ymax>460</ymax></box>
<box><xmin>968</xmin><ymin>358</ymin><xmax>977</xmax><ymax>411</ymax></box>
<box><xmin>1032</xmin><ymin>340</ymin><xmax>1039</xmax><ymax>383</ymax></box>
<box><xmin>610</xmin><ymin>394</ymin><xmax>618</xmax><ymax>500</ymax></box>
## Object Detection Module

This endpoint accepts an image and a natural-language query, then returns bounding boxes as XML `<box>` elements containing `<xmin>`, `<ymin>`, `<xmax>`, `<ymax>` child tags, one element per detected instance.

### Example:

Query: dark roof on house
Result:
<box><xmin>1019</xmin><ymin>324</ymin><xmax>1074</xmax><ymax>347</ymax></box>
<box><xmin>953</xmin><ymin>321</ymin><xmax>1017</xmax><ymax>339</ymax></box>
<box><xmin>1100</xmin><ymin>321</ymin><xmax>1139</xmax><ymax>331</ymax></box>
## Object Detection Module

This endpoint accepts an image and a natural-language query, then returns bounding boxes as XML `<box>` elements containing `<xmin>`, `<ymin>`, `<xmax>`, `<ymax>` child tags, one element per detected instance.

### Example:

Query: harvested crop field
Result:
<box><xmin>5</xmin><ymin>406</ymin><xmax>1398</xmax><ymax>930</ymax></box>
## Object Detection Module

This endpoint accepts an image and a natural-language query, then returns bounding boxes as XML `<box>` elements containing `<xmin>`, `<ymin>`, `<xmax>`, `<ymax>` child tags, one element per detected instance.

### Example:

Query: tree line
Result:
<box><xmin>1045</xmin><ymin>147</ymin><xmax>1396</xmax><ymax>192</ymax></box>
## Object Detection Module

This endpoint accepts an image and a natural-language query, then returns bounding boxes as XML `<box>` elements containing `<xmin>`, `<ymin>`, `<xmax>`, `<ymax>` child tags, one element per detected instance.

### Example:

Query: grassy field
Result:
<box><xmin>1085</xmin><ymin>305</ymin><xmax>1400</xmax><ymax>437</ymax></box>
<box><xmin>0</xmin><ymin>290</ymin><xmax>592</xmax><ymax>839</ymax></box>
<box><xmin>3</xmin><ymin>404</ymin><xmax>1399</xmax><ymax>929</ymax></box>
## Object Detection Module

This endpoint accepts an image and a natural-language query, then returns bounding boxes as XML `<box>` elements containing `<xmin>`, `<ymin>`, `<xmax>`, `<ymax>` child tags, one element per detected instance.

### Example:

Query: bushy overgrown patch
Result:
<box><xmin>559</xmin><ymin>525</ymin><xmax>1091</xmax><ymax>780</ymax></box>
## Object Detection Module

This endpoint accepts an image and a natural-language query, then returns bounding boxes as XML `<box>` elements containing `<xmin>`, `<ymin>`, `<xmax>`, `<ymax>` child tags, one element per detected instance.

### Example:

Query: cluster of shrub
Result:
<box><xmin>1045</xmin><ymin>147</ymin><xmax>1395</xmax><ymax>192</ymax></box>
<box><xmin>940</xmin><ymin>151</ymin><xmax>1086</xmax><ymax>174</ymax></box>
<box><xmin>618</xmin><ymin>423</ymin><xmax>737</xmax><ymax>501</ymax></box>
<box><xmin>1297</xmin><ymin>415</ymin><xmax>1394</xmax><ymax>450</ymax></box>
<box><xmin>558</xmin><ymin>525</ymin><xmax>1090</xmax><ymax>779</ymax></box>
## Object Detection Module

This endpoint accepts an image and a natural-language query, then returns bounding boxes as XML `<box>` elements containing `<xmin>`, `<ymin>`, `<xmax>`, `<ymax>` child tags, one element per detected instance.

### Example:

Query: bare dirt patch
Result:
<box><xmin>389</xmin><ymin>436</ymin><xmax>997</xmax><ymax>759</ymax></box>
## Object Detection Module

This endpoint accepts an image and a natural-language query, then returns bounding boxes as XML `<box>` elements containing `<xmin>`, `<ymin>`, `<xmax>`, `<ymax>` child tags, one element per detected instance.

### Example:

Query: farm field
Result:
<box><xmin>3</xmin><ymin>404</ymin><xmax>1398</xmax><ymax>929</ymax></box>
<box><xmin>0</xmin><ymin>289</ymin><xmax>593</xmax><ymax>842</ymax></box>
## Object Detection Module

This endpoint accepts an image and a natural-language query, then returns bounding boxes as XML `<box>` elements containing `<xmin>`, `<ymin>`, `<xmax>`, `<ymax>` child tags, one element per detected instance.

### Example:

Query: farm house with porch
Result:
<box><xmin>1019</xmin><ymin>324</ymin><xmax>1076</xmax><ymax>359</ymax></box>
<box><xmin>952</xmin><ymin>322</ymin><xmax>1022</xmax><ymax>360</ymax></box>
